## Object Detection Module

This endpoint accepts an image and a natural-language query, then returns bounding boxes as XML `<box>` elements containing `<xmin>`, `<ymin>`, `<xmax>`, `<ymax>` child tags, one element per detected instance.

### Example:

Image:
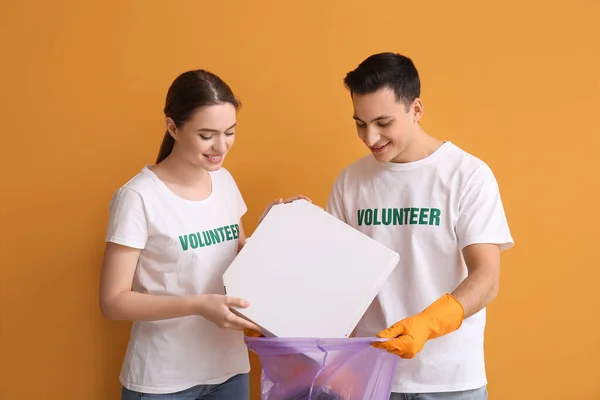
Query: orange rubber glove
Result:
<box><xmin>372</xmin><ymin>293</ymin><xmax>464</xmax><ymax>358</ymax></box>
<box><xmin>244</xmin><ymin>328</ymin><xmax>264</xmax><ymax>338</ymax></box>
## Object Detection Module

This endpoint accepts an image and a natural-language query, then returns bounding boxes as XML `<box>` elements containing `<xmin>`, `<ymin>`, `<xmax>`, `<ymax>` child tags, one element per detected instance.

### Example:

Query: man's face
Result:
<box><xmin>351</xmin><ymin>87</ymin><xmax>421</xmax><ymax>163</ymax></box>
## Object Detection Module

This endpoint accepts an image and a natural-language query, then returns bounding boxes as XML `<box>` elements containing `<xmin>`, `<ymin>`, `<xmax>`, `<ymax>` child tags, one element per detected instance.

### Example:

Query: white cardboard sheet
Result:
<box><xmin>222</xmin><ymin>199</ymin><xmax>399</xmax><ymax>338</ymax></box>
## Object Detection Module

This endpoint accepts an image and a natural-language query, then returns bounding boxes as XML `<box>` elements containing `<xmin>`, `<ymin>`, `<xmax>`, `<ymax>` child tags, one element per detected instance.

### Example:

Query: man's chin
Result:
<box><xmin>371</xmin><ymin>151</ymin><xmax>393</xmax><ymax>163</ymax></box>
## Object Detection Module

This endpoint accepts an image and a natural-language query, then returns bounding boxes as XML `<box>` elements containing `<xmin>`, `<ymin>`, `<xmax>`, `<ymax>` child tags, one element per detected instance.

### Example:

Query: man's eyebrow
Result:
<box><xmin>352</xmin><ymin>115</ymin><xmax>392</xmax><ymax>123</ymax></box>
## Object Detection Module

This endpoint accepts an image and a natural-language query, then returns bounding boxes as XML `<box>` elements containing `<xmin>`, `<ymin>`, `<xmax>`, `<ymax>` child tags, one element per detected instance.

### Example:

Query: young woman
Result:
<box><xmin>99</xmin><ymin>69</ymin><xmax>307</xmax><ymax>399</ymax></box>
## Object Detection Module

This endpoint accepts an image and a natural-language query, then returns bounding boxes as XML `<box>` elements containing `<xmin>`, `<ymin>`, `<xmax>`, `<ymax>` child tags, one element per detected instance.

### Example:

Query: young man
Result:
<box><xmin>326</xmin><ymin>53</ymin><xmax>514</xmax><ymax>400</ymax></box>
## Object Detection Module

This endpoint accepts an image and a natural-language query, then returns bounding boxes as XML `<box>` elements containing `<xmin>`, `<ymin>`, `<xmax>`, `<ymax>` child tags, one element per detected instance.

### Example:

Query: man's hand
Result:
<box><xmin>372</xmin><ymin>294</ymin><xmax>464</xmax><ymax>358</ymax></box>
<box><xmin>258</xmin><ymin>195</ymin><xmax>312</xmax><ymax>225</ymax></box>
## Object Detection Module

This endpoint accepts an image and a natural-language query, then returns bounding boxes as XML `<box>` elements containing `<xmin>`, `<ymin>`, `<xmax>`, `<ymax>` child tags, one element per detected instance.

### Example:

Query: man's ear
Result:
<box><xmin>412</xmin><ymin>98</ymin><xmax>424</xmax><ymax>123</ymax></box>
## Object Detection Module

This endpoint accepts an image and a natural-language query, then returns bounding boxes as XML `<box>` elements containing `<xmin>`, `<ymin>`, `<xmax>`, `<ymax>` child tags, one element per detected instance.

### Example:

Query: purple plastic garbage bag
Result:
<box><xmin>245</xmin><ymin>337</ymin><xmax>398</xmax><ymax>400</ymax></box>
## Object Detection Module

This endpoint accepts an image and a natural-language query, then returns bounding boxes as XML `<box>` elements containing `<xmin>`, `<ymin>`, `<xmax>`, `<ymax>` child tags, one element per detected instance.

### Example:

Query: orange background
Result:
<box><xmin>1</xmin><ymin>1</ymin><xmax>599</xmax><ymax>399</ymax></box>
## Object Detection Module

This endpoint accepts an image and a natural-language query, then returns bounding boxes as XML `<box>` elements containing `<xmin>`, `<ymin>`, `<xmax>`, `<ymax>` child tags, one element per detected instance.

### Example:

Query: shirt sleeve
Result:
<box><xmin>105</xmin><ymin>187</ymin><xmax>148</xmax><ymax>249</ymax></box>
<box><xmin>456</xmin><ymin>164</ymin><xmax>514</xmax><ymax>251</ymax></box>
<box><xmin>222</xmin><ymin>169</ymin><xmax>247</xmax><ymax>220</ymax></box>
<box><xmin>326</xmin><ymin>173</ymin><xmax>349</xmax><ymax>224</ymax></box>
<box><xmin>233</xmin><ymin>181</ymin><xmax>248</xmax><ymax>220</ymax></box>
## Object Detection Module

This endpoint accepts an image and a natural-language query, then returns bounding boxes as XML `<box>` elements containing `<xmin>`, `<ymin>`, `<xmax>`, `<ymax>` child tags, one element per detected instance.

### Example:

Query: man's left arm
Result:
<box><xmin>452</xmin><ymin>243</ymin><xmax>501</xmax><ymax>319</ymax></box>
<box><xmin>374</xmin><ymin>164</ymin><xmax>513</xmax><ymax>358</ymax></box>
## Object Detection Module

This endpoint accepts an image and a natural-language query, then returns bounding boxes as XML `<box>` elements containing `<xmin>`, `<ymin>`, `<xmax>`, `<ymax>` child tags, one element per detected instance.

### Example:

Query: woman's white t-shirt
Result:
<box><xmin>105</xmin><ymin>166</ymin><xmax>250</xmax><ymax>394</ymax></box>
<box><xmin>326</xmin><ymin>142</ymin><xmax>514</xmax><ymax>393</ymax></box>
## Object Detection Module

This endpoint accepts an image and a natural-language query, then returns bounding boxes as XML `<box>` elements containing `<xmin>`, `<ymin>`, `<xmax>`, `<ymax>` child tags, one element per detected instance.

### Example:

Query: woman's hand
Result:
<box><xmin>258</xmin><ymin>195</ymin><xmax>312</xmax><ymax>225</ymax></box>
<box><xmin>196</xmin><ymin>294</ymin><xmax>261</xmax><ymax>332</ymax></box>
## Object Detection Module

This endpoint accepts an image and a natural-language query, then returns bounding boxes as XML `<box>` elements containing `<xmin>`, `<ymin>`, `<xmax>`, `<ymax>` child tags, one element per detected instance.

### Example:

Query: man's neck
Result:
<box><xmin>390</xmin><ymin>126</ymin><xmax>443</xmax><ymax>163</ymax></box>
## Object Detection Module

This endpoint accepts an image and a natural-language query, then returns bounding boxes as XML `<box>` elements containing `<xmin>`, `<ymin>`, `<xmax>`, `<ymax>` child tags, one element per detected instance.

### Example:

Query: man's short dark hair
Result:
<box><xmin>343</xmin><ymin>52</ymin><xmax>421</xmax><ymax>107</ymax></box>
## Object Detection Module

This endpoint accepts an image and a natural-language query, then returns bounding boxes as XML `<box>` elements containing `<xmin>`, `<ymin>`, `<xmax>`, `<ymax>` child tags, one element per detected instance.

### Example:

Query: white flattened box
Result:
<box><xmin>222</xmin><ymin>199</ymin><xmax>399</xmax><ymax>338</ymax></box>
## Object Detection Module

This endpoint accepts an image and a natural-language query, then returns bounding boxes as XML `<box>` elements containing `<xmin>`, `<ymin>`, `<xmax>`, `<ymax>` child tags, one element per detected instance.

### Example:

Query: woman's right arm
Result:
<box><xmin>99</xmin><ymin>242</ymin><xmax>260</xmax><ymax>331</ymax></box>
<box><xmin>99</xmin><ymin>242</ymin><xmax>196</xmax><ymax>321</ymax></box>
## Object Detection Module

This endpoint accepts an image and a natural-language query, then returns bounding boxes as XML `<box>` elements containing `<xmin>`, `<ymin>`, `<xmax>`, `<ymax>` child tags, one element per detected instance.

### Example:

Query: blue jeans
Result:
<box><xmin>390</xmin><ymin>386</ymin><xmax>488</xmax><ymax>400</ymax></box>
<box><xmin>121</xmin><ymin>373</ymin><xmax>249</xmax><ymax>400</ymax></box>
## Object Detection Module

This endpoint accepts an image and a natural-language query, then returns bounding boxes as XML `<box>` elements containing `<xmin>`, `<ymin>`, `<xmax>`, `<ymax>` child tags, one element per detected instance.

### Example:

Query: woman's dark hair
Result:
<box><xmin>156</xmin><ymin>70</ymin><xmax>241</xmax><ymax>164</ymax></box>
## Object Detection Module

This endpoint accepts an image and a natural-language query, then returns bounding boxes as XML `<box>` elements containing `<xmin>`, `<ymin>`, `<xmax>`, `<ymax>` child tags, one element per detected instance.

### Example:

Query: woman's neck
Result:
<box><xmin>152</xmin><ymin>154</ymin><xmax>210</xmax><ymax>187</ymax></box>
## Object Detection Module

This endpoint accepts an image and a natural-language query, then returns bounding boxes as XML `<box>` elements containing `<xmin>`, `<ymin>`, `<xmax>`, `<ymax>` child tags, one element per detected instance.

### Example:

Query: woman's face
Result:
<box><xmin>168</xmin><ymin>102</ymin><xmax>237</xmax><ymax>171</ymax></box>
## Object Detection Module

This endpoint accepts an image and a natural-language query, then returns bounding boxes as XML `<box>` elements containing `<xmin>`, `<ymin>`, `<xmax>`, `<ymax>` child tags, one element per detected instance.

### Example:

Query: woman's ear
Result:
<box><xmin>166</xmin><ymin>117</ymin><xmax>178</xmax><ymax>139</ymax></box>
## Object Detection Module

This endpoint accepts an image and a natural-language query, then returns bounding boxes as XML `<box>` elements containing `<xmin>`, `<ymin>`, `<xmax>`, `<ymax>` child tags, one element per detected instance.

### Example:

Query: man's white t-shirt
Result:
<box><xmin>105</xmin><ymin>166</ymin><xmax>250</xmax><ymax>394</ymax></box>
<box><xmin>326</xmin><ymin>142</ymin><xmax>514</xmax><ymax>393</ymax></box>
